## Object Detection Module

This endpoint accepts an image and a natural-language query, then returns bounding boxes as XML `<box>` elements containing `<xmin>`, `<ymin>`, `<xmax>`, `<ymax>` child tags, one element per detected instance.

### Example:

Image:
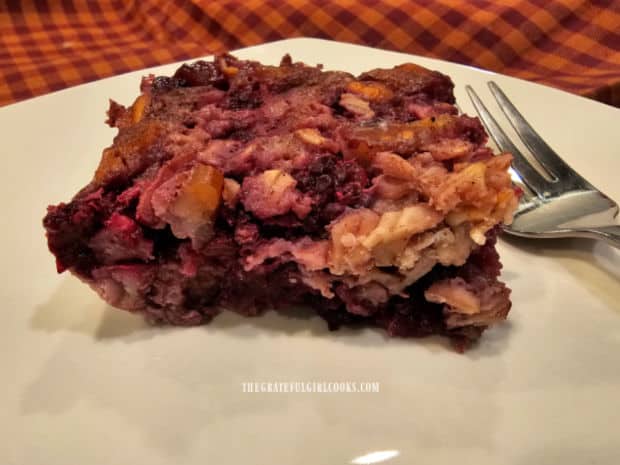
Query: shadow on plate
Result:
<box><xmin>31</xmin><ymin>277</ymin><xmax>157</xmax><ymax>342</ymax></box>
<box><xmin>501</xmin><ymin>235</ymin><xmax>620</xmax><ymax>313</ymax></box>
<box><xmin>23</xmin><ymin>276</ymin><xmax>514</xmax><ymax>457</ymax></box>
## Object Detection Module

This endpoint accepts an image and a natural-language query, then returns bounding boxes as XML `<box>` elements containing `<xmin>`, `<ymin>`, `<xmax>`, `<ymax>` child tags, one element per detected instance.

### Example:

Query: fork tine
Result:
<box><xmin>507</xmin><ymin>166</ymin><xmax>535</xmax><ymax>199</ymax></box>
<box><xmin>487</xmin><ymin>82</ymin><xmax>589</xmax><ymax>189</ymax></box>
<box><xmin>465</xmin><ymin>85</ymin><xmax>550</xmax><ymax>196</ymax></box>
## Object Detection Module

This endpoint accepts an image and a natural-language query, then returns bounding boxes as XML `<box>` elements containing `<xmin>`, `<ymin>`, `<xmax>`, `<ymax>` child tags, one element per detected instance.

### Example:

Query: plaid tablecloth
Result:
<box><xmin>1</xmin><ymin>0</ymin><xmax>619</xmax><ymax>107</ymax></box>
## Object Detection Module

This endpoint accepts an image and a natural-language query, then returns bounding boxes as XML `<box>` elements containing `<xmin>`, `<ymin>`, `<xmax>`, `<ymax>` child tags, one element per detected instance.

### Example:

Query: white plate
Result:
<box><xmin>2</xmin><ymin>38</ymin><xmax>619</xmax><ymax>465</ymax></box>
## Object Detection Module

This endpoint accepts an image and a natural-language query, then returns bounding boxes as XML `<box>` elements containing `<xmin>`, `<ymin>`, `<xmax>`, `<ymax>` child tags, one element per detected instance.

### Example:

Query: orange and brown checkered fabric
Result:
<box><xmin>1</xmin><ymin>0</ymin><xmax>619</xmax><ymax>107</ymax></box>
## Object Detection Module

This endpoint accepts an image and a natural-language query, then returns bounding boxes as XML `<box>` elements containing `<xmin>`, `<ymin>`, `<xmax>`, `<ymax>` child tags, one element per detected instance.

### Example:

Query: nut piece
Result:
<box><xmin>339</xmin><ymin>93</ymin><xmax>375</xmax><ymax>120</ymax></box>
<box><xmin>294</xmin><ymin>128</ymin><xmax>327</xmax><ymax>146</ymax></box>
<box><xmin>328</xmin><ymin>204</ymin><xmax>443</xmax><ymax>275</ymax></box>
<box><xmin>423</xmin><ymin>138</ymin><xmax>473</xmax><ymax>161</ymax></box>
<box><xmin>362</xmin><ymin>204</ymin><xmax>443</xmax><ymax>250</ymax></box>
<box><xmin>328</xmin><ymin>209</ymin><xmax>380</xmax><ymax>275</ymax></box>
<box><xmin>372</xmin><ymin>151</ymin><xmax>417</xmax><ymax>181</ymax></box>
<box><xmin>264</xmin><ymin>169</ymin><xmax>295</xmax><ymax>191</ymax></box>
<box><xmin>241</xmin><ymin>169</ymin><xmax>312</xmax><ymax>219</ymax></box>
<box><xmin>425</xmin><ymin>278</ymin><xmax>481</xmax><ymax>314</ymax></box>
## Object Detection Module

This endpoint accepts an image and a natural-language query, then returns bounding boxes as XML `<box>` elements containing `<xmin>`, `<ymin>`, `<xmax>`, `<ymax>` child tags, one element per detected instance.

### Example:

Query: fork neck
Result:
<box><xmin>578</xmin><ymin>225</ymin><xmax>620</xmax><ymax>249</ymax></box>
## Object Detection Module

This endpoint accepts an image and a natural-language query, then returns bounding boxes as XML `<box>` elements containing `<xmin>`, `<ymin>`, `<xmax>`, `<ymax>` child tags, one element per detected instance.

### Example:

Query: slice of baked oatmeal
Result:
<box><xmin>44</xmin><ymin>54</ymin><xmax>518</xmax><ymax>350</ymax></box>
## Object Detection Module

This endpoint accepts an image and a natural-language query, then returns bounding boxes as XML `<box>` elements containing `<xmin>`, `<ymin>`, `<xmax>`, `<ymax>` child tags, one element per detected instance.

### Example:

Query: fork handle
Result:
<box><xmin>581</xmin><ymin>225</ymin><xmax>620</xmax><ymax>249</ymax></box>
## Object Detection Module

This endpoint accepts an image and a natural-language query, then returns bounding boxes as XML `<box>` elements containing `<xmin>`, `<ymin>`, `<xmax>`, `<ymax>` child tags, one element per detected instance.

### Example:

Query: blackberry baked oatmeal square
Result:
<box><xmin>44</xmin><ymin>54</ymin><xmax>519</xmax><ymax>351</ymax></box>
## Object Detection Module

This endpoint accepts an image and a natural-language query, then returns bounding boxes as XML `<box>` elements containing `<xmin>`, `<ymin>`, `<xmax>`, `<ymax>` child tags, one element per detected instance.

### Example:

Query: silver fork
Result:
<box><xmin>466</xmin><ymin>82</ymin><xmax>620</xmax><ymax>249</ymax></box>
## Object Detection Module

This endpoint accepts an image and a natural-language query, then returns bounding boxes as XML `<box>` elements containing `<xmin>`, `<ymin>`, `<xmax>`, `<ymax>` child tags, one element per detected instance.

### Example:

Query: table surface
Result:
<box><xmin>1</xmin><ymin>0</ymin><xmax>619</xmax><ymax>107</ymax></box>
